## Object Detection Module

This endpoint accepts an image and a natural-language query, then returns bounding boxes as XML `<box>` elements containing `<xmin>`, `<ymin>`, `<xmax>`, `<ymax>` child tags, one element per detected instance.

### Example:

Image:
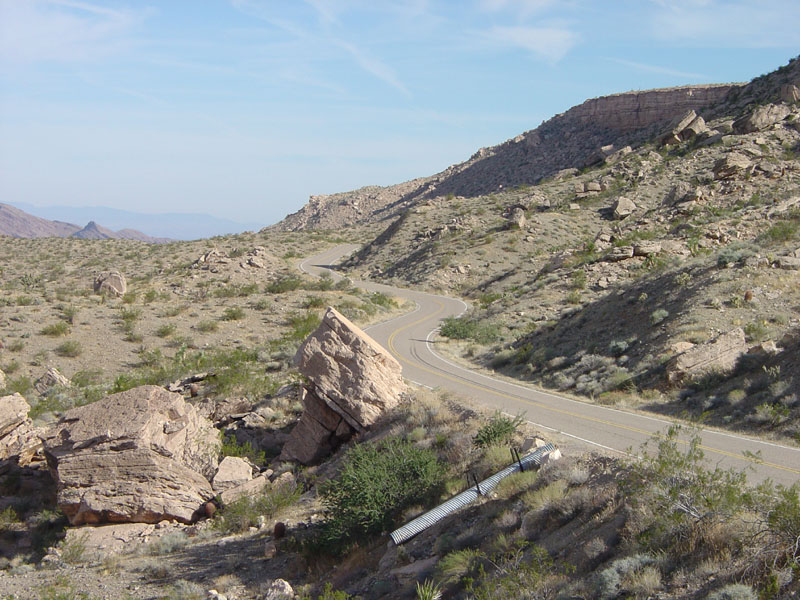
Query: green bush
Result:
<box><xmin>440</xmin><ymin>316</ymin><xmax>500</xmax><ymax>344</ymax></box>
<box><xmin>220</xmin><ymin>434</ymin><xmax>266</xmax><ymax>466</ymax></box>
<box><xmin>286</xmin><ymin>311</ymin><xmax>321</xmax><ymax>341</ymax></box>
<box><xmin>220</xmin><ymin>307</ymin><xmax>245</xmax><ymax>321</ymax></box>
<box><xmin>40</xmin><ymin>322</ymin><xmax>70</xmax><ymax>337</ymax></box>
<box><xmin>650</xmin><ymin>309</ymin><xmax>668</xmax><ymax>325</ymax></box>
<box><xmin>266</xmin><ymin>274</ymin><xmax>305</xmax><ymax>293</ymax></box>
<box><xmin>54</xmin><ymin>340</ymin><xmax>82</xmax><ymax>357</ymax></box>
<box><xmin>316</xmin><ymin>437</ymin><xmax>444</xmax><ymax>554</ymax></box>
<box><xmin>473</xmin><ymin>411</ymin><xmax>524</xmax><ymax>448</ymax></box>
<box><xmin>215</xmin><ymin>482</ymin><xmax>300</xmax><ymax>534</ymax></box>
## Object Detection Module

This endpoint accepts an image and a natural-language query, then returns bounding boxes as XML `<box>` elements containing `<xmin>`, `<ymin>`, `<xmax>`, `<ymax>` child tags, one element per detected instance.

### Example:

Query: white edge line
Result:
<box><xmin>423</xmin><ymin>327</ymin><xmax>800</xmax><ymax>455</ymax></box>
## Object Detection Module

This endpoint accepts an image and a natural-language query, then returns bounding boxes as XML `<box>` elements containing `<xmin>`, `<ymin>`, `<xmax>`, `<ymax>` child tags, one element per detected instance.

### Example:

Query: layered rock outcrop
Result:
<box><xmin>43</xmin><ymin>386</ymin><xmax>220</xmax><ymax>525</ymax></box>
<box><xmin>667</xmin><ymin>328</ymin><xmax>747</xmax><ymax>384</ymax></box>
<box><xmin>93</xmin><ymin>270</ymin><xmax>127</xmax><ymax>297</ymax></box>
<box><xmin>281</xmin><ymin>307</ymin><xmax>406</xmax><ymax>464</ymax></box>
<box><xmin>0</xmin><ymin>394</ymin><xmax>43</xmax><ymax>468</ymax></box>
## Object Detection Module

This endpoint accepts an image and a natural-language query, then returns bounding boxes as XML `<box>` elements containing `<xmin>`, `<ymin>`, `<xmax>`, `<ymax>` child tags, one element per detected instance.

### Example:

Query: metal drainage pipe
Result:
<box><xmin>390</xmin><ymin>443</ymin><xmax>556</xmax><ymax>545</ymax></box>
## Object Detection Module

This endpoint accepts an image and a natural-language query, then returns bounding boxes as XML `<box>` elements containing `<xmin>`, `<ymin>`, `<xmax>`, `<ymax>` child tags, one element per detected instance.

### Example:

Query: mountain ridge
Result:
<box><xmin>0</xmin><ymin>203</ymin><xmax>172</xmax><ymax>243</ymax></box>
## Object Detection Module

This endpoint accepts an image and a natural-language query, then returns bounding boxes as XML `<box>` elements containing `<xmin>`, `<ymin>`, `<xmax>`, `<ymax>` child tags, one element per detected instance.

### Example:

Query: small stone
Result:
<box><xmin>264</xmin><ymin>540</ymin><xmax>277</xmax><ymax>559</ymax></box>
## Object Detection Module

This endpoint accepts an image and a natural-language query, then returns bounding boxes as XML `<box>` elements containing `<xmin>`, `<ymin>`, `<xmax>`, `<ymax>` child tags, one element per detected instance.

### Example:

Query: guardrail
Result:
<box><xmin>390</xmin><ymin>443</ymin><xmax>556</xmax><ymax>545</ymax></box>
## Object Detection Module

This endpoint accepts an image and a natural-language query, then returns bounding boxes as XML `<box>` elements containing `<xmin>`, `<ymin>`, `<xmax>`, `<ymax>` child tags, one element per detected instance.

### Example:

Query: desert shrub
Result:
<box><xmin>215</xmin><ymin>482</ymin><xmax>300</xmax><ymax>534</ymax></box>
<box><xmin>155</xmin><ymin>323</ymin><xmax>177</xmax><ymax>338</ymax></box>
<box><xmin>196</xmin><ymin>320</ymin><xmax>218</xmax><ymax>333</ymax></box>
<box><xmin>717</xmin><ymin>243</ymin><xmax>757</xmax><ymax>267</ymax></box>
<box><xmin>705</xmin><ymin>584</ymin><xmax>757</xmax><ymax>600</ymax></box>
<box><xmin>495</xmin><ymin>470</ymin><xmax>538</xmax><ymax>499</ymax></box>
<box><xmin>760</xmin><ymin>220</ymin><xmax>798</xmax><ymax>243</ymax></box>
<box><xmin>220</xmin><ymin>434</ymin><xmax>266</xmax><ymax>465</ymax></box>
<box><xmin>220</xmin><ymin>307</ymin><xmax>245</xmax><ymax>321</ymax></box>
<box><xmin>285</xmin><ymin>311</ymin><xmax>321</xmax><ymax>341</ymax></box>
<box><xmin>54</xmin><ymin>340</ymin><xmax>82</xmax><ymax>358</ymax></box>
<box><xmin>608</xmin><ymin>339</ymin><xmax>629</xmax><ymax>357</ymax></box>
<box><xmin>303</xmin><ymin>295</ymin><xmax>325</xmax><ymax>308</ymax></box>
<box><xmin>440</xmin><ymin>316</ymin><xmax>500</xmax><ymax>344</ymax></box>
<box><xmin>522</xmin><ymin>479</ymin><xmax>568</xmax><ymax>512</ymax></box>
<box><xmin>8</xmin><ymin>340</ymin><xmax>25</xmax><ymax>353</ymax></box>
<box><xmin>473</xmin><ymin>411</ymin><xmax>524</xmax><ymax>448</ymax></box>
<box><xmin>463</xmin><ymin>540</ymin><xmax>558</xmax><ymax>599</ymax></box>
<box><xmin>594</xmin><ymin>553</ymin><xmax>657</xmax><ymax>600</ymax></box>
<box><xmin>165</xmin><ymin>579</ymin><xmax>205</xmax><ymax>600</ymax></box>
<box><xmin>266</xmin><ymin>274</ymin><xmax>305</xmax><ymax>293</ymax></box>
<box><xmin>369</xmin><ymin>291</ymin><xmax>396</xmax><ymax>308</ymax></box>
<box><xmin>40</xmin><ymin>322</ymin><xmax>70</xmax><ymax>337</ymax></box>
<box><xmin>437</xmin><ymin>547</ymin><xmax>484</xmax><ymax>585</ymax></box>
<box><xmin>4</xmin><ymin>375</ymin><xmax>32</xmax><ymax>396</ymax></box>
<box><xmin>299</xmin><ymin>583</ymin><xmax>359</xmax><ymax>600</ymax></box>
<box><xmin>315</xmin><ymin>437</ymin><xmax>444</xmax><ymax>554</ymax></box>
<box><xmin>650</xmin><ymin>309</ymin><xmax>668</xmax><ymax>325</ymax></box>
<box><xmin>60</xmin><ymin>305</ymin><xmax>78</xmax><ymax>324</ymax></box>
<box><xmin>147</xmin><ymin>530</ymin><xmax>190</xmax><ymax>555</ymax></box>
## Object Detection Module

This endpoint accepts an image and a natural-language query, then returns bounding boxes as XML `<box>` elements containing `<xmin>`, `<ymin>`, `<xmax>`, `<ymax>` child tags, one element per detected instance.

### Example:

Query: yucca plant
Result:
<box><xmin>415</xmin><ymin>579</ymin><xmax>442</xmax><ymax>600</ymax></box>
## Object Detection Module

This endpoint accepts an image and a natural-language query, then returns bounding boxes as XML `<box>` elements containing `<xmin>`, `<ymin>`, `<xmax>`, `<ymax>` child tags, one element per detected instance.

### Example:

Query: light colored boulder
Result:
<box><xmin>212</xmin><ymin>456</ymin><xmax>252</xmax><ymax>492</ymax></box>
<box><xmin>713</xmin><ymin>153</ymin><xmax>752</xmax><ymax>179</ymax></box>
<box><xmin>93</xmin><ymin>270</ymin><xmax>127</xmax><ymax>297</ymax></box>
<box><xmin>780</xmin><ymin>84</ymin><xmax>799</xmax><ymax>103</ymax></box>
<box><xmin>633</xmin><ymin>241</ymin><xmax>662</xmax><ymax>257</ymax></box>
<box><xmin>733</xmin><ymin>103</ymin><xmax>792</xmax><ymax>134</ymax></box>
<box><xmin>34</xmin><ymin>367</ymin><xmax>71</xmax><ymax>396</ymax></box>
<box><xmin>660</xmin><ymin>110</ymin><xmax>697</xmax><ymax>145</ymax></box>
<box><xmin>43</xmin><ymin>385</ymin><xmax>220</xmax><ymax>525</ymax></box>
<box><xmin>219</xmin><ymin>473</ymin><xmax>270</xmax><ymax>505</ymax></box>
<box><xmin>509</xmin><ymin>207</ymin><xmax>526</xmax><ymax>229</ymax></box>
<box><xmin>775</xmin><ymin>256</ymin><xmax>800</xmax><ymax>270</ymax></box>
<box><xmin>0</xmin><ymin>368</ymin><xmax>5</xmax><ymax>390</ymax></box>
<box><xmin>62</xmin><ymin>523</ymin><xmax>156</xmax><ymax>558</ymax></box>
<box><xmin>293</xmin><ymin>307</ymin><xmax>405</xmax><ymax>429</ymax></box>
<box><xmin>261</xmin><ymin>579</ymin><xmax>294</xmax><ymax>600</ymax></box>
<box><xmin>606</xmin><ymin>246</ymin><xmax>634</xmax><ymax>262</ymax></box>
<box><xmin>667</xmin><ymin>328</ymin><xmax>747</xmax><ymax>384</ymax></box>
<box><xmin>282</xmin><ymin>307</ymin><xmax>405</xmax><ymax>464</ymax></box>
<box><xmin>680</xmin><ymin>115</ymin><xmax>708</xmax><ymax>140</ymax></box>
<box><xmin>0</xmin><ymin>393</ymin><xmax>29</xmax><ymax>438</ymax></box>
<box><xmin>613</xmin><ymin>197</ymin><xmax>636</xmax><ymax>219</ymax></box>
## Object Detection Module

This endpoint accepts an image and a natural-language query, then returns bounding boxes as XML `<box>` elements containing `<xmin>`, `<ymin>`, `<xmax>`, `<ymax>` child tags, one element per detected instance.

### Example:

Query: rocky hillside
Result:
<box><xmin>273</xmin><ymin>83</ymin><xmax>740</xmax><ymax>232</ymax></box>
<box><xmin>0</xmin><ymin>203</ymin><xmax>171</xmax><ymax>243</ymax></box>
<box><xmin>338</xmin><ymin>55</ymin><xmax>800</xmax><ymax>443</ymax></box>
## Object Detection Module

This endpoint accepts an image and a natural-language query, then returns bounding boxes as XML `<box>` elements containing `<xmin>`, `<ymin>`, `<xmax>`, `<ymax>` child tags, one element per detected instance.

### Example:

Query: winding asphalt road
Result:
<box><xmin>301</xmin><ymin>245</ymin><xmax>800</xmax><ymax>486</ymax></box>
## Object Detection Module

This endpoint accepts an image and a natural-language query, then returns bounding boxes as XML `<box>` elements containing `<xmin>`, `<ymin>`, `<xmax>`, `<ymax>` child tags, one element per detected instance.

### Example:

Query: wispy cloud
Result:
<box><xmin>606</xmin><ymin>57</ymin><xmax>707</xmax><ymax>80</ymax></box>
<box><xmin>335</xmin><ymin>39</ymin><xmax>411</xmax><ymax>97</ymax></box>
<box><xmin>0</xmin><ymin>0</ymin><xmax>144</xmax><ymax>64</ymax></box>
<box><xmin>482</xmin><ymin>25</ymin><xmax>578</xmax><ymax>62</ymax></box>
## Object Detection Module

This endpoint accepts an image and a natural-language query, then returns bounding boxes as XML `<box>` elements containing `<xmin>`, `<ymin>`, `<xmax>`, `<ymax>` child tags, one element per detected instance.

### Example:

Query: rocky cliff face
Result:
<box><xmin>272</xmin><ymin>84</ymin><xmax>740</xmax><ymax>232</ymax></box>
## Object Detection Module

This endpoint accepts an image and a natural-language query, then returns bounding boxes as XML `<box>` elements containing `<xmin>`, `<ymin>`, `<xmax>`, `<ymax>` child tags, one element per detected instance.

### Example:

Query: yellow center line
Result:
<box><xmin>386</xmin><ymin>298</ymin><xmax>800</xmax><ymax>476</ymax></box>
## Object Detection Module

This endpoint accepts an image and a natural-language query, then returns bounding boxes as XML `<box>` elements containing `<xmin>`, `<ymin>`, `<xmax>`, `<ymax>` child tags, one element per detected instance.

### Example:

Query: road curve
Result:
<box><xmin>300</xmin><ymin>245</ymin><xmax>800</xmax><ymax>486</ymax></box>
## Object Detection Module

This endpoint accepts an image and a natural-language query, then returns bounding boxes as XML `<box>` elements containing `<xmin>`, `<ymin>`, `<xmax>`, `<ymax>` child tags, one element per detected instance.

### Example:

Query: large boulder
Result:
<box><xmin>43</xmin><ymin>386</ymin><xmax>220</xmax><ymax>525</ymax></box>
<box><xmin>733</xmin><ymin>104</ymin><xmax>792</xmax><ymax>134</ymax></box>
<box><xmin>281</xmin><ymin>307</ymin><xmax>406</xmax><ymax>464</ymax></box>
<box><xmin>34</xmin><ymin>367</ymin><xmax>71</xmax><ymax>396</ymax></box>
<box><xmin>293</xmin><ymin>307</ymin><xmax>405</xmax><ymax>429</ymax></box>
<box><xmin>93</xmin><ymin>270</ymin><xmax>127</xmax><ymax>297</ymax></box>
<box><xmin>613</xmin><ymin>197</ymin><xmax>636</xmax><ymax>219</ymax></box>
<box><xmin>713</xmin><ymin>153</ymin><xmax>752</xmax><ymax>180</ymax></box>
<box><xmin>0</xmin><ymin>394</ymin><xmax>44</xmax><ymax>467</ymax></box>
<box><xmin>667</xmin><ymin>328</ymin><xmax>747</xmax><ymax>384</ymax></box>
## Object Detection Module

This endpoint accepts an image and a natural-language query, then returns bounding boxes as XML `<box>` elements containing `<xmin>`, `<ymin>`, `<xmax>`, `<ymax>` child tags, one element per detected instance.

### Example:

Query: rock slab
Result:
<box><xmin>281</xmin><ymin>307</ymin><xmax>405</xmax><ymax>464</ymax></box>
<box><xmin>667</xmin><ymin>328</ymin><xmax>747</xmax><ymax>384</ymax></box>
<box><xmin>93</xmin><ymin>270</ymin><xmax>127</xmax><ymax>297</ymax></box>
<box><xmin>43</xmin><ymin>385</ymin><xmax>220</xmax><ymax>525</ymax></box>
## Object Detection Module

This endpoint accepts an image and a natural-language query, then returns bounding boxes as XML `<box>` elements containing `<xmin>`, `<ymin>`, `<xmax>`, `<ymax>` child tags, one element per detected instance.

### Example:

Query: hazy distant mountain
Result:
<box><xmin>0</xmin><ymin>203</ymin><xmax>82</xmax><ymax>238</ymax></box>
<box><xmin>0</xmin><ymin>204</ymin><xmax>171</xmax><ymax>243</ymax></box>
<box><xmin>12</xmin><ymin>203</ymin><xmax>261</xmax><ymax>240</ymax></box>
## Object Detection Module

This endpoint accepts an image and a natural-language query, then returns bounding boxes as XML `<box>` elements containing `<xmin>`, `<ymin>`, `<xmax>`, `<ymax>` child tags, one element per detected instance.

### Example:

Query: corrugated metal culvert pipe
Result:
<box><xmin>390</xmin><ymin>443</ymin><xmax>556</xmax><ymax>545</ymax></box>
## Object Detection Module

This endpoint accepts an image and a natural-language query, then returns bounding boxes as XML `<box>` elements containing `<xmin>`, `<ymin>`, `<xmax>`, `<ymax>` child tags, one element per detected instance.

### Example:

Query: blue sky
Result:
<box><xmin>1</xmin><ymin>1</ymin><xmax>798</xmax><ymax>227</ymax></box>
